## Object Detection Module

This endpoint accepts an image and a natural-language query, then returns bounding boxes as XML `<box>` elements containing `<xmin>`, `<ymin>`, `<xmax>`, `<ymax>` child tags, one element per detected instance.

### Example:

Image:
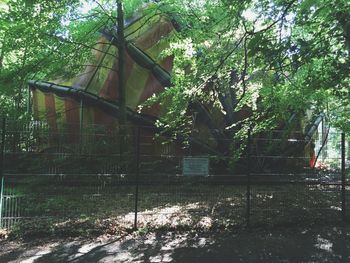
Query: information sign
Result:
<box><xmin>183</xmin><ymin>157</ymin><xmax>209</xmax><ymax>176</ymax></box>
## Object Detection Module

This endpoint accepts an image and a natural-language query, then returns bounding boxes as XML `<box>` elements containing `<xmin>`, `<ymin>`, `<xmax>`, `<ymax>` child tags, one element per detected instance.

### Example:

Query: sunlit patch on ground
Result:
<box><xmin>119</xmin><ymin>202</ymin><xmax>217</xmax><ymax>229</ymax></box>
<box><xmin>2</xmin><ymin>225</ymin><xmax>350</xmax><ymax>262</ymax></box>
<box><xmin>315</xmin><ymin>235</ymin><xmax>333</xmax><ymax>252</ymax></box>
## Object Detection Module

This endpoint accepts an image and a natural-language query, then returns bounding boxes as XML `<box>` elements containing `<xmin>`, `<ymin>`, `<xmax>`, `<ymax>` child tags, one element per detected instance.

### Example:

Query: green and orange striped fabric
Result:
<box><xmin>32</xmin><ymin>8</ymin><xmax>175</xmax><ymax>135</ymax></box>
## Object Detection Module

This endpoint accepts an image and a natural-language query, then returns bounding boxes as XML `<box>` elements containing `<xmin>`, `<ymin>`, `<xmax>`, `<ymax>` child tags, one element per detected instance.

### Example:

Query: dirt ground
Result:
<box><xmin>1</xmin><ymin>223</ymin><xmax>350</xmax><ymax>263</ymax></box>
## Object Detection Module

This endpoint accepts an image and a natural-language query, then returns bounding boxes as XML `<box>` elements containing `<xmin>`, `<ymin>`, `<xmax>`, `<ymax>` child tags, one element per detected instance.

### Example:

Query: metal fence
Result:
<box><xmin>0</xmin><ymin>179</ymin><xmax>23</xmax><ymax>229</ymax></box>
<box><xmin>0</xmin><ymin>118</ymin><xmax>349</xmax><ymax>232</ymax></box>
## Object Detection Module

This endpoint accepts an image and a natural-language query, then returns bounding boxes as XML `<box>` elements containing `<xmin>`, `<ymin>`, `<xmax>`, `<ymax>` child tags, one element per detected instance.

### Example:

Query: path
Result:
<box><xmin>1</xmin><ymin>225</ymin><xmax>350</xmax><ymax>262</ymax></box>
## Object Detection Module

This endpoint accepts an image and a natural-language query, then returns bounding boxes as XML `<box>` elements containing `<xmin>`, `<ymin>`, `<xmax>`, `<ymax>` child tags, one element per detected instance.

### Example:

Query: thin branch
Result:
<box><xmin>212</xmin><ymin>32</ymin><xmax>247</xmax><ymax>79</ymax></box>
<box><xmin>124</xmin><ymin>13</ymin><xmax>161</xmax><ymax>38</ymax></box>
<box><xmin>92</xmin><ymin>0</ymin><xmax>117</xmax><ymax>22</ymax></box>
<box><xmin>235</xmin><ymin>36</ymin><xmax>249</xmax><ymax>107</ymax></box>
<box><xmin>246</xmin><ymin>0</ymin><xmax>297</xmax><ymax>35</ymax></box>
<box><xmin>69</xmin><ymin>13</ymin><xmax>101</xmax><ymax>21</ymax></box>
<box><xmin>23</xmin><ymin>18</ymin><xmax>109</xmax><ymax>82</ymax></box>
<box><xmin>49</xmin><ymin>35</ymin><xmax>118</xmax><ymax>59</ymax></box>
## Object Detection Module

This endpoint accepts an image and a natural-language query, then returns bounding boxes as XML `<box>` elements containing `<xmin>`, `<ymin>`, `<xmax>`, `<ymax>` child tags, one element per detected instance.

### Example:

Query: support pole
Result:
<box><xmin>341</xmin><ymin>132</ymin><xmax>346</xmax><ymax>220</ymax></box>
<box><xmin>117</xmin><ymin>1</ymin><xmax>127</xmax><ymax>172</ymax></box>
<box><xmin>117</xmin><ymin>1</ymin><xmax>126</xmax><ymax>124</ymax></box>
<box><xmin>79</xmin><ymin>101</ymin><xmax>84</xmax><ymax>154</ymax></box>
<box><xmin>134</xmin><ymin>127</ymin><xmax>140</xmax><ymax>230</ymax></box>
<box><xmin>246</xmin><ymin>128</ymin><xmax>251</xmax><ymax>228</ymax></box>
<box><xmin>0</xmin><ymin>177</ymin><xmax>3</xmax><ymax>229</ymax></box>
<box><xmin>0</xmin><ymin>117</ymin><xmax>6</xmax><ymax>228</ymax></box>
<box><xmin>26</xmin><ymin>85</ymin><xmax>31</xmax><ymax>116</ymax></box>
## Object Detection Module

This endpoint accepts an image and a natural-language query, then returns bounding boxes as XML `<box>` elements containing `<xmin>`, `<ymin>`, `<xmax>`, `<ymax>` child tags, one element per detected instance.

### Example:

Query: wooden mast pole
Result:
<box><xmin>117</xmin><ymin>1</ymin><xmax>127</xmax><ymax>172</ymax></box>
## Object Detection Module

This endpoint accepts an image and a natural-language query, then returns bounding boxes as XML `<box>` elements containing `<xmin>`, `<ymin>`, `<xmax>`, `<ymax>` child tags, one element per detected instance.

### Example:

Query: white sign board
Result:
<box><xmin>183</xmin><ymin>157</ymin><xmax>209</xmax><ymax>176</ymax></box>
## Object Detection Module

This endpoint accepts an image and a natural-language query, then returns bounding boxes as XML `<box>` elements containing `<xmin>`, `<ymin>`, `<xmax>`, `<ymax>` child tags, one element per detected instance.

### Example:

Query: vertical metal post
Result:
<box><xmin>0</xmin><ymin>117</ymin><xmax>5</xmax><ymax>173</ymax></box>
<box><xmin>246</xmin><ymin>128</ymin><xmax>251</xmax><ymax>227</ymax></box>
<box><xmin>27</xmin><ymin>85</ymin><xmax>31</xmax><ymax>115</ymax></box>
<box><xmin>341</xmin><ymin>132</ymin><xmax>346</xmax><ymax>220</ymax></box>
<box><xmin>0</xmin><ymin>176</ymin><xmax>4</xmax><ymax>229</ymax></box>
<box><xmin>134</xmin><ymin>126</ymin><xmax>140</xmax><ymax>230</ymax></box>
<box><xmin>79</xmin><ymin>101</ymin><xmax>84</xmax><ymax>155</ymax></box>
<box><xmin>0</xmin><ymin>117</ymin><xmax>6</xmax><ymax>228</ymax></box>
<box><xmin>189</xmin><ymin>112</ymin><xmax>198</xmax><ymax>156</ymax></box>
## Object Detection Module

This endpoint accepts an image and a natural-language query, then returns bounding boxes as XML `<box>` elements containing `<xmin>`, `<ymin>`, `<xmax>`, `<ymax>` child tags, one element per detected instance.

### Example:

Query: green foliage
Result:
<box><xmin>0</xmin><ymin>0</ymin><xmax>349</xmax><ymax>133</ymax></box>
<box><xmin>0</xmin><ymin>0</ymin><xmax>146</xmax><ymax>118</ymax></box>
<box><xmin>154</xmin><ymin>0</ymin><xmax>350</xmax><ymax>134</ymax></box>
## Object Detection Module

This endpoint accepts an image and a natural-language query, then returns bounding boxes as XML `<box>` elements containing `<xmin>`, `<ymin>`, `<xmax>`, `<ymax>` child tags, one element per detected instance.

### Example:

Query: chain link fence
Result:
<box><xmin>0</xmin><ymin>118</ymin><xmax>349</xmax><ymax>233</ymax></box>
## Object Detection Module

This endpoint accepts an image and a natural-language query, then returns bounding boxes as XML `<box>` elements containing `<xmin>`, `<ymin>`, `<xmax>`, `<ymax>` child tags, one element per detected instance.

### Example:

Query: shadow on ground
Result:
<box><xmin>1</xmin><ymin>224</ymin><xmax>350</xmax><ymax>263</ymax></box>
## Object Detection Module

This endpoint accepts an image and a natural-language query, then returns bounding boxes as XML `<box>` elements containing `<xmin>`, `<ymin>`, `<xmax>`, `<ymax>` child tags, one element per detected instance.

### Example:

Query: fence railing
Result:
<box><xmin>0</xmin><ymin>118</ymin><xmax>349</xmax><ymax>231</ymax></box>
<box><xmin>0</xmin><ymin>184</ymin><xmax>22</xmax><ymax>229</ymax></box>
<box><xmin>1</xmin><ymin>176</ymin><xmax>349</xmax><ymax>231</ymax></box>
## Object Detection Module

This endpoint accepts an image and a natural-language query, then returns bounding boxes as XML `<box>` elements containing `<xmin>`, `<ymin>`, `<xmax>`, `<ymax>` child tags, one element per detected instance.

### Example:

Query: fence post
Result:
<box><xmin>134</xmin><ymin>126</ymin><xmax>140</xmax><ymax>230</ymax></box>
<box><xmin>246</xmin><ymin>127</ymin><xmax>251</xmax><ymax>227</ymax></box>
<box><xmin>0</xmin><ymin>176</ymin><xmax>3</xmax><ymax>229</ymax></box>
<box><xmin>341</xmin><ymin>132</ymin><xmax>346</xmax><ymax>220</ymax></box>
<box><xmin>0</xmin><ymin>117</ymin><xmax>6</xmax><ymax>229</ymax></box>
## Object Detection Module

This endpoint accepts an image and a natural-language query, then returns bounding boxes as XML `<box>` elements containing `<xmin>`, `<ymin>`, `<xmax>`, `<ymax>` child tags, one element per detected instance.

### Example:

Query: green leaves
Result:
<box><xmin>299</xmin><ymin>0</ymin><xmax>317</xmax><ymax>13</ymax></box>
<box><xmin>0</xmin><ymin>0</ymin><xmax>118</xmax><ymax>117</ymax></box>
<box><xmin>154</xmin><ymin>0</ymin><xmax>350</xmax><ymax>135</ymax></box>
<box><xmin>0</xmin><ymin>0</ymin><xmax>348</xmax><ymax>131</ymax></box>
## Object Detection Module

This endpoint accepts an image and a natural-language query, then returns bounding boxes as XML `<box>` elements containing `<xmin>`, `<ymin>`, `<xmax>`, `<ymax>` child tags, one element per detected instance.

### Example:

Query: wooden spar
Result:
<box><xmin>117</xmin><ymin>1</ymin><xmax>126</xmax><ymax>126</ymax></box>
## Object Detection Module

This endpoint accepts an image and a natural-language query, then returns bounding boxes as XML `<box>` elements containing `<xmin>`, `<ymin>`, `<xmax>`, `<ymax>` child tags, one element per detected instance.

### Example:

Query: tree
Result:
<box><xmin>1</xmin><ymin>0</ymin><xmax>348</xmax><ymax>135</ymax></box>
<box><xmin>1</xmin><ymin>1</ymin><xmax>66</xmax><ymax>114</ymax></box>
<box><xmin>150</xmin><ymin>0</ymin><xmax>350</xmax><ymax>136</ymax></box>
<box><xmin>0</xmin><ymin>0</ymin><xmax>143</xmax><ymax>117</ymax></box>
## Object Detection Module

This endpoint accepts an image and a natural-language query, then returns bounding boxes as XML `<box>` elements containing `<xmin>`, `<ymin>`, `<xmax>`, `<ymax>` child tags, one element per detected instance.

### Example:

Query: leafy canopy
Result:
<box><xmin>0</xmin><ymin>0</ymin><xmax>349</xmax><ymax>133</ymax></box>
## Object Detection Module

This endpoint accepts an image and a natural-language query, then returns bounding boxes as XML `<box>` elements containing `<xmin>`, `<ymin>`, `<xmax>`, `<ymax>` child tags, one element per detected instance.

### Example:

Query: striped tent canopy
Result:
<box><xmin>30</xmin><ymin>6</ymin><xmax>176</xmax><ymax>140</ymax></box>
<box><xmin>28</xmin><ymin>5</ymin><xmax>324</xmax><ymax>165</ymax></box>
